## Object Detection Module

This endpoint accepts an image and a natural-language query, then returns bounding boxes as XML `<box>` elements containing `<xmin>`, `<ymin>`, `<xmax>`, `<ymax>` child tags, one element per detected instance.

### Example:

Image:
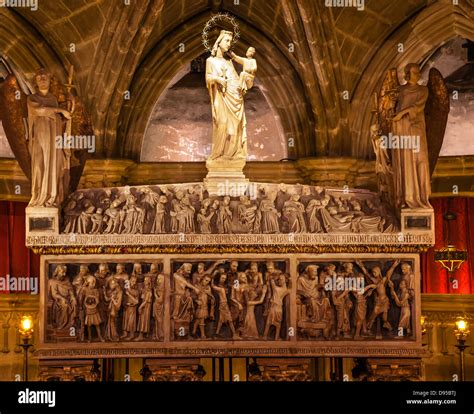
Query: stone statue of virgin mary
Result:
<box><xmin>205</xmin><ymin>30</ymin><xmax>247</xmax><ymax>161</ymax></box>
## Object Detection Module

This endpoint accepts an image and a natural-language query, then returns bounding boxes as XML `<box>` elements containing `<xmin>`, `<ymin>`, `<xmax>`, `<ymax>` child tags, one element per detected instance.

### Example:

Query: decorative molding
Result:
<box><xmin>1</xmin><ymin>157</ymin><xmax>473</xmax><ymax>201</ymax></box>
<box><xmin>296</xmin><ymin>157</ymin><xmax>376</xmax><ymax>189</ymax></box>
<box><xmin>27</xmin><ymin>237</ymin><xmax>434</xmax><ymax>253</ymax></box>
<box><xmin>36</xmin><ymin>345</ymin><xmax>427</xmax><ymax>359</ymax></box>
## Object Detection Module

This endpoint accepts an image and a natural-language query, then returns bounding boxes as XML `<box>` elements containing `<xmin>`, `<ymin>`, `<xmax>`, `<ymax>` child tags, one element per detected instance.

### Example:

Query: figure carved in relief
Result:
<box><xmin>212</xmin><ymin>274</ymin><xmax>240</xmax><ymax>339</ymax></box>
<box><xmin>177</xmin><ymin>195</ymin><xmax>195</xmax><ymax>233</ymax></box>
<box><xmin>135</xmin><ymin>275</ymin><xmax>153</xmax><ymax>341</ymax></box>
<box><xmin>82</xmin><ymin>275</ymin><xmax>104</xmax><ymax>342</ymax></box>
<box><xmin>230</xmin><ymin>272</ymin><xmax>248</xmax><ymax>330</ymax></box>
<box><xmin>172</xmin><ymin>263</ymin><xmax>195</xmax><ymax>320</ymax></box>
<box><xmin>259</xmin><ymin>192</ymin><xmax>280</xmax><ymax>234</ymax></box>
<box><xmin>153</xmin><ymin>273</ymin><xmax>166</xmax><ymax>341</ymax></box>
<box><xmin>73</xmin><ymin>264</ymin><xmax>91</xmax><ymax>340</ymax></box>
<box><xmin>90</xmin><ymin>208</ymin><xmax>105</xmax><ymax>234</ymax></box>
<box><xmin>151</xmin><ymin>195</ymin><xmax>168</xmax><ymax>233</ymax></box>
<box><xmin>121</xmin><ymin>275</ymin><xmax>139</xmax><ymax>340</ymax></box>
<box><xmin>245</xmin><ymin>261</ymin><xmax>263</xmax><ymax>290</ymax></box>
<box><xmin>237</xmin><ymin>195</ymin><xmax>259</xmax><ymax>233</ymax></box>
<box><xmin>123</xmin><ymin>195</ymin><xmax>144</xmax><ymax>234</ymax></box>
<box><xmin>197</xmin><ymin>207</ymin><xmax>214</xmax><ymax>234</ymax></box>
<box><xmin>72</xmin><ymin>264</ymin><xmax>90</xmax><ymax>296</ymax></box>
<box><xmin>216</xmin><ymin>196</ymin><xmax>232</xmax><ymax>234</ymax></box>
<box><xmin>400</xmin><ymin>262</ymin><xmax>415</xmax><ymax>299</ymax></box>
<box><xmin>305</xmin><ymin>199</ymin><xmax>324</xmax><ymax>233</ymax></box>
<box><xmin>389</xmin><ymin>279</ymin><xmax>411</xmax><ymax>336</ymax></box>
<box><xmin>353</xmin><ymin>261</ymin><xmax>378</xmax><ymax>339</ymax></box>
<box><xmin>103</xmin><ymin>199</ymin><xmax>124</xmax><ymax>234</ymax></box>
<box><xmin>282</xmin><ymin>194</ymin><xmax>307</xmax><ymax>233</ymax></box>
<box><xmin>170</xmin><ymin>190</ymin><xmax>184</xmax><ymax>233</ymax></box>
<box><xmin>332</xmin><ymin>288</ymin><xmax>352</xmax><ymax>338</ymax></box>
<box><xmin>240</xmin><ymin>285</ymin><xmax>267</xmax><ymax>339</ymax></box>
<box><xmin>359</xmin><ymin>259</ymin><xmax>400</xmax><ymax>332</ymax></box>
<box><xmin>104</xmin><ymin>278</ymin><xmax>123</xmax><ymax>341</ymax></box>
<box><xmin>263</xmin><ymin>274</ymin><xmax>290</xmax><ymax>340</ymax></box>
<box><xmin>192</xmin><ymin>260</ymin><xmax>224</xmax><ymax>285</ymax></box>
<box><xmin>50</xmin><ymin>264</ymin><xmax>77</xmax><ymax>330</ymax></box>
<box><xmin>191</xmin><ymin>274</ymin><xmax>215</xmax><ymax>339</ymax></box>
<box><xmin>227</xmin><ymin>260</ymin><xmax>240</xmax><ymax>288</ymax></box>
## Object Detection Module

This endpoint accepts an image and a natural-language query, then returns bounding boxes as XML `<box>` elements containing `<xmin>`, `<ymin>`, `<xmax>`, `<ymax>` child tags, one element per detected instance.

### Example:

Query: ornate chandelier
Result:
<box><xmin>434</xmin><ymin>200</ymin><xmax>467</xmax><ymax>273</ymax></box>
<box><xmin>434</xmin><ymin>244</ymin><xmax>468</xmax><ymax>272</ymax></box>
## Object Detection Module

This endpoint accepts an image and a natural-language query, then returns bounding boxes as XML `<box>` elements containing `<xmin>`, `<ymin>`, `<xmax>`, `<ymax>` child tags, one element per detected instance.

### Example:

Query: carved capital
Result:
<box><xmin>142</xmin><ymin>358</ymin><xmax>205</xmax><ymax>381</ymax></box>
<box><xmin>38</xmin><ymin>359</ymin><xmax>100</xmax><ymax>381</ymax></box>
<box><xmin>248</xmin><ymin>358</ymin><xmax>313</xmax><ymax>381</ymax></box>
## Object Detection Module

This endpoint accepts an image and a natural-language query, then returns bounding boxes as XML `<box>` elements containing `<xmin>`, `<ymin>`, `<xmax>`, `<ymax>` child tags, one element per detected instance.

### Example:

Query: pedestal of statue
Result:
<box><xmin>25</xmin><ymin>206</ymin><xmax>60</xmax><ymax>234</ymax></box>
<box><xmin>204</xmin><ymin>158</ymin><xmax>249</xmax><ymax>196</ymax></box>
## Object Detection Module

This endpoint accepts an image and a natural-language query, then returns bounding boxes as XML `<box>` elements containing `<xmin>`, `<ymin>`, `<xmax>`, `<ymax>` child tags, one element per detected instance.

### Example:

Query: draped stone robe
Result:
<box><xmin>391</xmin><ymin>83</ymin><xmax>431</xmax><ymax>209</ymax></box>
<box><xmin>206</xmin><ymin>55</ymin><xmax>247</xmax><ymax>160</ymax></box>
<box><xmin>27</xmin><ymin>92</ymin><xmax>69</xmax><ymax>207</ymax></box>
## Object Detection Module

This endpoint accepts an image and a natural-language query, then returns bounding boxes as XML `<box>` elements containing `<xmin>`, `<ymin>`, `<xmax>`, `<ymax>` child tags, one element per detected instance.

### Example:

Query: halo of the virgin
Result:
<box><xmin>202</xmin><ymin>13</ymin><xmax>240</xmax><ymax>53</ymax></box>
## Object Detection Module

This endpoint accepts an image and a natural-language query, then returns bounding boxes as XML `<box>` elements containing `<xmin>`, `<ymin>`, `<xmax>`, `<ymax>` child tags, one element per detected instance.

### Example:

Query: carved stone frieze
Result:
<box><xmin>38</xmin><ymin>254</ymin><xmax>423</xmax><ymax>359</ymax></box>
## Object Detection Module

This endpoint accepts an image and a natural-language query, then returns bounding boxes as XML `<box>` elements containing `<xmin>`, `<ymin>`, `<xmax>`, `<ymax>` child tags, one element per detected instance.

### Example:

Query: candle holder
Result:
<box><xmin>18</xmin><ymin>315</ymin><xmax>34</xmax><ymax>381</ymax></box>
<box><xmin>454</xmin><ymin>317</ymin><xmax>470</xmax><ymax>381</ymax></box>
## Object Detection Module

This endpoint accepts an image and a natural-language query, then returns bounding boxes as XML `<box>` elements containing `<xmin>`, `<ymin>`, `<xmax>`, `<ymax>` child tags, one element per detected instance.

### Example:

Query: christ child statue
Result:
<box><xmin>230</xmin><ymin>47</ymin><xmax>257</xmax><ymax>95</ymax></box>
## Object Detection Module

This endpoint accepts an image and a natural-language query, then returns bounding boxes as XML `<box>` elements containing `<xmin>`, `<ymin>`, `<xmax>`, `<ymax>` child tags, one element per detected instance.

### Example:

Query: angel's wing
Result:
<box><xmin>377</xmin><ymin>68</ymin><xmax>400</xmax><ymax>137</ymax></box>
<box><xmin>0</xmin><ymin>74</ymin><xmax>31</xmax><ymax>179</ymax></box>
<box><xmin>49</xmin><ymin>76</ymin><xmax>93</xmax><ymax>194</ymax></box>
<box><xmin>425</xmin><ymin>68</ymin><xmax>450</xmax><ymax>176</ymax></box>
<box><xmin>68</xmin><ymin>98</ymin><xmax>93</xmax><ymax>193</ymax></box>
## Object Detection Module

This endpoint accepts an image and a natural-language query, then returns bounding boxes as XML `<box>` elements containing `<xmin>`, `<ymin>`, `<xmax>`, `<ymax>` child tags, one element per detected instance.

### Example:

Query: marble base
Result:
<box><xmin>26</xmin><ymin>207</ymin><xmax>59</xmax><ymax>234</ymax></box>
<box><xmin>204</xmin><ymin>158</ymin><xmax>249</xmax><ymax>196</ymax></box>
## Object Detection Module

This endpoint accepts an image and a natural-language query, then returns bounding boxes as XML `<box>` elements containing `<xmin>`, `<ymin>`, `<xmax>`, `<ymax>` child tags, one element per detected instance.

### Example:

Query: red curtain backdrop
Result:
<box><xmin>0</xmin><ymin>201</ymin><xmax>40</xmax><ymax>293</ymax></box>
<box><xmin>422</xmin><ymin>197</ymin><xmax>474</xmax><ymax>294</ymax></box>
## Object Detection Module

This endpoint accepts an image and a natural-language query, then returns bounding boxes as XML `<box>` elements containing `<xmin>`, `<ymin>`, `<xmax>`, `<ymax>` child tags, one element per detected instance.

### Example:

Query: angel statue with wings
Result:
<box><xmin>0</xmin><ymin>65</ymin><xmax>92</xmax><ymax>209</ymax></box>
<box><xmin>372</xmin><ymin>63</ymin><xmax>449</xmax><ymax>211</ymax></box>
<box><xmin>27</xmin><ymin>68</ymin><xmax>72</xmax><ymax>207</ymax></box>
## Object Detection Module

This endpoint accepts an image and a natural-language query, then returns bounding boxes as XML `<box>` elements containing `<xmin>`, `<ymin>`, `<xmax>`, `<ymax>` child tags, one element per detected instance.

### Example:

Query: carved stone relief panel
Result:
<box><xmin>40</xmin><ymin>254</ymin><xmax>421</xmax><ymax>359</ymax></box>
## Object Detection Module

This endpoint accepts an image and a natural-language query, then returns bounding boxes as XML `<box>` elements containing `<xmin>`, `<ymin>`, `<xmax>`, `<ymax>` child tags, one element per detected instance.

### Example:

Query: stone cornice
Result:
<box><xmin>0</xmin><ymin>156</ymin><xmax>472</xmax><ymax>201</ymax></box>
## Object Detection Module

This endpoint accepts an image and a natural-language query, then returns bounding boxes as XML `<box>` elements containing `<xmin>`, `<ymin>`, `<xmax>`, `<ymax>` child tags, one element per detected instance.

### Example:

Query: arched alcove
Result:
<box><xmin>349</xmin><ymin>1</ymin><xmax>474</xmax><ymax>159</ymax></box>
<box><xmin>0</xmin><ymin>58</ymin><xmax>15</xmax><ymax>158</ymax></box>
<box><xmin>117</xmin><ymin>12</ymin><xmax>317</xmax><ymax>162</ymax></box>
<box><xmin>140</xmin><ymin>55</ymin><xmax>288</xmax><ymax>162</ymax></box>
<box><xmin>421</xmin><ymin>37</ymin><xmax>474</xmax><ymax>156</ymax></box>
